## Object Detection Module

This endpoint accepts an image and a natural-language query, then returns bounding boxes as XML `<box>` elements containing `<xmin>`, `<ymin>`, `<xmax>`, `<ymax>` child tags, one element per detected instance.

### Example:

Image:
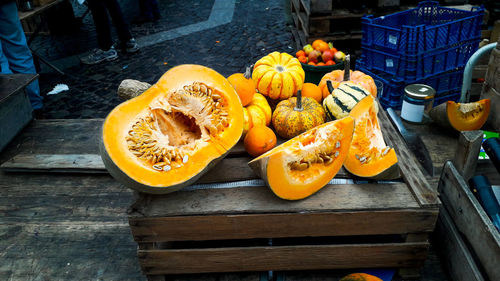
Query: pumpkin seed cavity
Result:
<box><xmin>457</xmin><ymin>102</ymin><xmax>485</xmax><ymax>119</ymax></box>
<box><xmin>126</xmin><ymin>82</ymin><xmax>229</xmax><ymax>171</ymax></box>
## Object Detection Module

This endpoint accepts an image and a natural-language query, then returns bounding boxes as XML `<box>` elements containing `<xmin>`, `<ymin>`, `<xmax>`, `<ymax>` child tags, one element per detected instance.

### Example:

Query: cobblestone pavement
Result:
<box><xmin>32</xmin><ymin>0</ymin><xmax>294</xmax><ymax>119</ymax></box>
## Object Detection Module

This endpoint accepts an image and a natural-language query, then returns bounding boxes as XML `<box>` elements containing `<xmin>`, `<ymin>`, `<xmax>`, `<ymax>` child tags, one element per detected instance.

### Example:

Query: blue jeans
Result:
<box><xmin>0</xmin><ymin>2</ymin><xmax>43</xmax><ymax>110</ymax></box>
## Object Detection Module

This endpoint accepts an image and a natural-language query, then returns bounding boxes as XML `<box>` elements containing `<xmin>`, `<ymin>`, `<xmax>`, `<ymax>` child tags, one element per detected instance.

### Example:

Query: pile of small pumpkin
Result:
<box><xmin>99</xmin><ymin>51</ymin><xmax>399</xmax><ymax>200</ymax></box>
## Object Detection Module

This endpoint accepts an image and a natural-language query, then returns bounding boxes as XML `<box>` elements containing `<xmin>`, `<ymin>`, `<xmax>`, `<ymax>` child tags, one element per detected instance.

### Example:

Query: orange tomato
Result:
<box><xmin>307</xmin><ymin>61</ymin><xmax>316</xmax><ymax>66</ymax></box>
<box><xmin>317</xmin><ymin>41</ymin><xmax>329</xmax><ymax>52</ymax></box>
<box><xmin>312</xmin><ymin>39</ymin><xmax>325</xmax><ymax>50</ymax></box>
<box><xmin>325</xmin><ymin>60</ymin><xmax>335</xmax><ymax>65</ymax></box>
<box><xmin>295</xmin><ymin>50</ymin><xmax>305</xmax><ymax>58</ymax></box>
<box><xmin>298</xmin><ymin>55</ymin><xmax>307</xmax><ymax>64</ymax></box>
<box><xmin>317</xmin><ymin>62</ymin><xmax>325</xmax><ymax>66</ymax></box>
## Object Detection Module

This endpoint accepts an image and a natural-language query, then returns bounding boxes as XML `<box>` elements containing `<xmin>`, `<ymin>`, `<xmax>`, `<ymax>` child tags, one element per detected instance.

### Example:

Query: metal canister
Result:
<box><xmin>400</xmin><ymin>84</ymin><xmax>435</xmax><ymax>123</ymax></box>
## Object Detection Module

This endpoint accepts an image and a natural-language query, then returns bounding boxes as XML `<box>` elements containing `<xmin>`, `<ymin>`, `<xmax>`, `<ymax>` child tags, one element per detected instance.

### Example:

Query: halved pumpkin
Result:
<box><xmin>429</xmin><ymin>99</ymin><xmax>490</xmax><ymax>131</ymax></box>
<box><xmin>100</xmin><ymin>64</ymin><xmax>244</xmax><ymax>194</ymax></box>
<box><xmin>248</xmin><ymin>117</ymin><xmax>354</xmax><ymax>200</ymax></box>
<box><xmin>344</xmin><ymin>95</ymin><xmax>399</xmax><ymax>180</ymax></box>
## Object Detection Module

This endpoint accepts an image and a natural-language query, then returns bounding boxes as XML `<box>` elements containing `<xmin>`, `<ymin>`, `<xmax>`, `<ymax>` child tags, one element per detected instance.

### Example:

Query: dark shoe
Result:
<box><xmin>80</xmin><ymin>47</ymin><xmax>118</xmax><ymax>65</ymax></box>
<box><xmin>113</xmin><ymin>38</ymin><xmax>140</xmax><ymax>54</ymax></box>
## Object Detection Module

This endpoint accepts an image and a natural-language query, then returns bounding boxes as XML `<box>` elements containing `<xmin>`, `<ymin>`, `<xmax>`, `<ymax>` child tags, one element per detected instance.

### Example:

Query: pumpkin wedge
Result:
<box><xmin>429</xmin><ymin>99</ymin><xmax>490</xmax><ymax>131</ymax></box>
<box><xmin>100</xmin><ymin>64</ymin><xmax>244</xmax><ymax>194</ymax></box>
<box><xmin>249</xmin><ymin>117</ymin><xmax>354</xmax><ymax>200</ymax></box>
<box><xmin>344</xmin><ymin>95</ymin><xmax>399</xmax><ymax>180</ymax></box>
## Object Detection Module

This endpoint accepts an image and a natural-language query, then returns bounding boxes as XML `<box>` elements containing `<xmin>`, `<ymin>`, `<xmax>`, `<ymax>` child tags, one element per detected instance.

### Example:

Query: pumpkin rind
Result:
<box><xmin>100</xmin><ymin>64</ymin><xmax>244</xmax><ymax>194</ymax></box>
<box><xmin>323</xmin><ymin>81</ymin><xmax>371</xmax><ymax>120</ymax></box>
<box><xmin>272</xmin><ymin>95</ymin><xmax>326</xmax><ymax>139</ymax></box>
<box><xmin>429</xmin><ymin>99</ymin><xmax>491</xmax><ymax>131</ymax></box>
<box><xmin>249</xmin><ymin>117</ymin><xmax>354</xmax><ymax>200</ymax></box>
<box><xmin>344</xmin><ymin>95</ymin><xmax>399</xmax><ymax>180</ymax></box>
<box><xmin>253</xmin><ymin>52</ymin><xmax>305</xmax><ymax>100</ymax></box>
<box><xmin>339</xmin><ymin>273</ymin><xmax>383</xmax><ymax>281</ymax></box>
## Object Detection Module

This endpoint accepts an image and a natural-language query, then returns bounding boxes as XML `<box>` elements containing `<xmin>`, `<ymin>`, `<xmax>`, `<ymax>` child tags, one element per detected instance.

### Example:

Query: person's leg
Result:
<box><xmin>87</xmin><ymin>0</ymin><xmax>114</xmax><ymax>50</ymax></box>
<box><xmin>103</xmin><ymin>0</ymin><xmax>132</xmax><ymax>44</ymax></box>
<box><xmin>0</xmin><ymin>2</ymin><xmax>43</xmax><ymax>110</ymax></box>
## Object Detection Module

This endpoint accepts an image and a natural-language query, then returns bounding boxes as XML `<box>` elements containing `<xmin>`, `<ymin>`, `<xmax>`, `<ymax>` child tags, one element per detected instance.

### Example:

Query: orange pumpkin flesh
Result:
<box><xmin>100</xmin><ymin>65</ymin><xmax>244</xmax><ymax>194</ymax></box>
<box><xmin>344</xmin><ymin>95</ymin><xmax>399</xmax><ymax>180</ymax></box>
<box><xmin>340</xmin><ymin>273</ymin><xmax>383</xmax><ymax>281</ymax></box>
<box><xmin>249</xmin><ymin>117</ymin><xmax>354</xmax><ymax>200</ymax></box>
<box><xmin>429</xmin><ymin>99</ymin><xmax>490</xmax><ymax>131</ymax></box>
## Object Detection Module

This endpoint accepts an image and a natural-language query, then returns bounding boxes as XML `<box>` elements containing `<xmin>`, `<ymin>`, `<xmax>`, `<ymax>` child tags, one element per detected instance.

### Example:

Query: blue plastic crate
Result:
<box><xmin>360</xmin><ymin>38</ymin><xmax>478</xmax><ymax>81</ymax></box>
<box><xmin>361</xmin><ymin>1</ymin><xmax>484</xmax><ymax>55</ymax></box>
<box><xmin>356</xmin><ymin>62</ymin><xmax>464</xmax><ymax>110</ymax></box>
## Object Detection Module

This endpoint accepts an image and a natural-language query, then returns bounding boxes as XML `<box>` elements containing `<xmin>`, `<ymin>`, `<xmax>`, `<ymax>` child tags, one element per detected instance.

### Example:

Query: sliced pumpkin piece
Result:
<box><xmin>100</xmin><ymin>64</ymin><xmax>244</xmax><ymax>194</ymax></box>
<box><xmin>429</xmin><ymin>99</ymin><xmax>490</xmax><ymax>131</ymax></box>
<box><xmin>248</xmin><ymin>117</ymin><xmax>354</xmax><ymax>200</ymax></box>
<box><xmin>344</xmin><ymin>95</ymin><xmax>399</xmax><ymax>180</ymax></box>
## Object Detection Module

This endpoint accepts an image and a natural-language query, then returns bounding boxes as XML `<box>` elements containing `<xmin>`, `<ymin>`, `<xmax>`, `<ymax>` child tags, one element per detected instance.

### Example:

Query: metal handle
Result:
<box><xmin>386</xmin><ymin>108</ymin><xmax>407</xmax><ymax>134</ymax></box>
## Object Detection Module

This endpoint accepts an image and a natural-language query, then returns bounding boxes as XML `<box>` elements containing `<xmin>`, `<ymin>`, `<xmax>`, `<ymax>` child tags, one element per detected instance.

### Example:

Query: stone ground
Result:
<box><xmin>31</xmin><ymin>0</ymin><xmax>294</xmax><ymax>119</ymax></box>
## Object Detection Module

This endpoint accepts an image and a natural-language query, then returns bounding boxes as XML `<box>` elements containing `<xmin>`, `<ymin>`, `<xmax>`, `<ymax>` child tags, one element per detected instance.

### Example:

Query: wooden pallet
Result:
<box><xmin>127</xmin><ymin>105</ymin><xmax>440</xmax><ymax>280</ymax></box>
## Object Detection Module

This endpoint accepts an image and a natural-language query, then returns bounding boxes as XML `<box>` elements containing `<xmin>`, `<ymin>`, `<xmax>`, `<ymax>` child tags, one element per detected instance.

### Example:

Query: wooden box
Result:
<box><xmin>127</xmin><ymin>106</ymin><xmax>440</xmax><ymax>280</ymax></box>
<box><xmin>0</xmin><ymin>74</ymin><xmax>36</xmax><ymax>152</ymax></box>
<box><xmin>435</xmin><ymin>161</ymin><xmax>500</xmax><ymax>281</ymax></box>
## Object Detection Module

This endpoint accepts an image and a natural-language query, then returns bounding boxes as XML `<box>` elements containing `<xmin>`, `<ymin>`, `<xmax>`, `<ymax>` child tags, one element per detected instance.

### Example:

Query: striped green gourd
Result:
<box><xmin>322</xmin><ymin>81</ymin><xmax>370</xmax><ymax>120</ymax></box>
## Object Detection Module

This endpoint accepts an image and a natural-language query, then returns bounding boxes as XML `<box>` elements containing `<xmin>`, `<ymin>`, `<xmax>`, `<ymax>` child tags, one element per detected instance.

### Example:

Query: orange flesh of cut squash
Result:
<box><xmin>447</xmin><ymin>99</ymin><xmax>490</xmax><ymax>131</ymax></box>
<box><xmin>249</xmin><ymin>117</ymin><xmax>354</xmax><ymax>200</ymax></box>
<box><xmin>100</xmin><ymin>65</ymin><xmax>244</xmax><ymax>194</ymax></box>
<box><xmin>344</xmin><ymin>95</ymin><xmax>399</xmax><ymax>180</ymax></box>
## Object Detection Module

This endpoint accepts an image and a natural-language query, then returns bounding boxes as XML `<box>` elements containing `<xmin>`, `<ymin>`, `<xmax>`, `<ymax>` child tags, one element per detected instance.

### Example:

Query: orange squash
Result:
<box><xmin>344</xmin><ymin>95</ymin><xmax>399</xmax><ymax>179</ymax></box>
<box><xmin>100</xmin><ymin>65</ymin><xmax>244</xmax><ymax>194</ymax></box>
<box><xmin>252</xmin><ymin>51</ymin><xmax>305</xmax><ymax>100</ymax></box>
<box><xmin>227</xmin><ymin>67</ymin><xmax>255</xmax><ymax>106</ymax></box>
<box><xmin>272</xmin><ymin>90</ymin><xmax>326</xmax><ymax>139</ymax></box>
<box><xmin>429</xmin><ymin>99</ymin><xmax>491</xmax><ymax>131</ymax></box>
<box><xmin>300</xmin><ymin>82</ymin><xmax>323</xmax><ymax>103</ymax></box>
<box><xmin>339</xmin><ymin>273</ymin><xmax>383</xmax><ymax>281</ymax></box>
<box><xmin>244</xmin><ymin>125</ymin><xmax>277</xmax><ymax>157</ymax></box>
<box><xmin>318</xmin><ymin>55</ymin><xmax>377</xmax><ymax>98</ymax></box>
<box><xmin>249</xmin><ymin>117</ymin><xmax>354</xmax><ymax>200</ymax></box>
<box><xmin>243</xmin><ymin>93</ymin><xmax>272</xmax><ymax>135</ymax></box>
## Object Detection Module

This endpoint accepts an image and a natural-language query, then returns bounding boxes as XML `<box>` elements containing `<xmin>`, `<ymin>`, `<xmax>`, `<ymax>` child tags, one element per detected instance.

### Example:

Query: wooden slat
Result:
<box><xmin>138</xmin><ymin>242</ymin><xmax>429</xmax><ymax>275</ymax></box>
<box><xmin>452</xmin><ymin>131</ymin><xmax>483</xmax><ymax>181</ymax></box>
<box><xmin>378</xmin><ymin>107</ymin><xmax>440</xmax><ymax>208</ymax></box>
<box><xmin>0</xmin><ymin>154</ymin><xmax>105</xmax><ymax>172</ymax></box>
<box><xmin>129</xmin><ymin>209</ymin><xmax>437</xmax><ymax>242</ymax></box>
<box><xmin>129</xmin><ymin>182</ymin><xmax>419</xmax><ymax>218</ymax></box>
<box><xmin>0</xmin><ymin>74</ymin><xmax>38</xmax><ymax>103</ymax></box>
<box><xmin>435</xmin><ymin>206</ymin><xmax>485</xmax><ymax>281</ymax></box>
<box><xmin>438</xmin><ymin>161</ymin><xmax>500</xmax><ymax>281</ymax></box>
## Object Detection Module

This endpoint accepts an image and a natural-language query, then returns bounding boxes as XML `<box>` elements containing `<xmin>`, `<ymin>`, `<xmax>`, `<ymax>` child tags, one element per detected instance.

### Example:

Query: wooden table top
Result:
<box><xmin>0</xmin><ymin>114</ymin><xmax>491</xmax><ymax>280</ymax></box>
<box><xmin>0</xmin><ymin>73</ymin><xmax>38</xmax><ymax>103</ymax></box>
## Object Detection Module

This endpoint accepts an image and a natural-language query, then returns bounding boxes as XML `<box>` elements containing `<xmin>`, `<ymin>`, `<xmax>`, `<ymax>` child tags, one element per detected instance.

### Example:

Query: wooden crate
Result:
<box><xmin>127</xmin><ymin>105</ymin><xmax>440</xmax><ymax>280</ymax></box>
<box><xmin>435</xmin><ymin>161</ymin><xmax>500</xmax><ymax>281</ymax></box>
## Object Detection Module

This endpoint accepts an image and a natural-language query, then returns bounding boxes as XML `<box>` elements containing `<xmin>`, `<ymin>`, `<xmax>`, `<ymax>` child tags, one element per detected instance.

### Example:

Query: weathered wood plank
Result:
<box><xmin>378</xmin><ymin>107</ymin><xmax>440</xmax><ymax>207</ymax></box>
<box><xmin>129</xmin><ymin>209</ymin><xmax>438</xmax><ymax>242</ymax></box>
<box><xmin>129</xmin><ymin>182</ymin><xmax>419</xmax><ymax>218</ymax></box>
<box><xmin>434</xmin><ymin>206</ymin><xmax>485</xmax><ymax>281</ymax></box>
<box><xmin>452</xmin><ymin>131</ymin><xmax>483</xmax><ymax>181</ymax></box>
<box><xmin>138</xmin><ymin>243</ymin><xmax>428</xmax><ymax>275</ymax></box>
<box><xmin>438</xmin><ymin>161</ymin><xmax>500</xmax><ymax>281</ymax></box>
<box><xmin>1</xmin><ymin>154</ymin><xmax>105</xmax><ymax>172</ymax></box>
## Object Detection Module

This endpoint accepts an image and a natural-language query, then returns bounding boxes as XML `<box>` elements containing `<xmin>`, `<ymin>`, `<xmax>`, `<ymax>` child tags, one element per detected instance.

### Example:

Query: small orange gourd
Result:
<box><xmin>249</xmin><ymin>117</ymin><xmax>354</xmax><ymax>200</ymax></box>
<box><xmin>344</xmin><ymin>95</ymin><xmax>399</xmax><ymax>179</ymax></box>
<box><xmin>272</xmin><ymin>90</ymin><xmax>326</xmax><ymax>139</ymax></box>
<box><xmin>244</xmin><ymin>125</ymin><xmax>277</xmax><ymax>157</ymax></box>
<box><xmin>318</xmin><ymin>55</ymin><xmax>377</xmax><ymax>98</ymax></box>
<box><xmin>299</xmin><ymin>82</ymin><xmax>323</xmax><ymax>103</ymax></box>
<box><xmin>243</xmin><ymin>93</ymin><xmax>272</xmax><ymax>135</ymax></box>
<box><xmin>100</xmin><ymin>65</ymin><xmax>244</xmax><ymax>194</ymax></box>
<box><xmin>227</xmin><ymin>67</ymin><xmax>255</xmax><ymax>106</ymax></box>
